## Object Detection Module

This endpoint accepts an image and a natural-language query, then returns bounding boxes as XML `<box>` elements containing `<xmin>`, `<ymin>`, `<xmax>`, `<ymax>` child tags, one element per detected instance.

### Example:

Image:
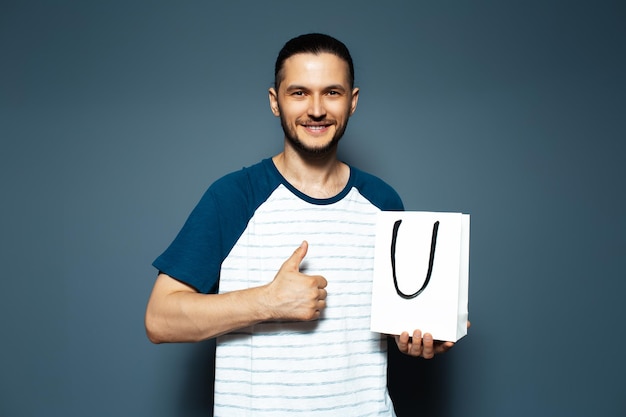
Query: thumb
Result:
<box><xmin>283</xmin><ymin>240</ymin><xmax>308</xmax><ymax>272</ymax></box>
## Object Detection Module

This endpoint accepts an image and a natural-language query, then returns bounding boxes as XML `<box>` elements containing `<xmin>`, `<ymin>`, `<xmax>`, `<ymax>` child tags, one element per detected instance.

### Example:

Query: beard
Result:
<box><xmin>279</xmin><ymin>113</ymin><xmax>350</xmax><ymax>157</ymax></box>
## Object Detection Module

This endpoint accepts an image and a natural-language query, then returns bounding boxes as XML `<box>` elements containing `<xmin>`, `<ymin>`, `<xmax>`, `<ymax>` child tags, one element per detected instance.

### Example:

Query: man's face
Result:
<box><xmin>269</xmin><ymin>52</ymin><xmax>359</xmax><ymax>157</ymax></box>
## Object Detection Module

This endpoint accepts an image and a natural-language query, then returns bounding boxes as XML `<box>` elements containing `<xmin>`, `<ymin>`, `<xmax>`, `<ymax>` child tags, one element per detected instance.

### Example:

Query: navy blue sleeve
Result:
<box><xmin>152</xmin><ymin>160</ymin><xmax>279</xmax><ymax>294</ymax></box>
<box><xmin>351</xmin><ymin>167</ymin><xmax>404</xmax><ymax>211</ymax></box>
<box><xmin>152</xmin><ymin>178</ymin><xmax>237</xmax><ymax>294</ymax></box>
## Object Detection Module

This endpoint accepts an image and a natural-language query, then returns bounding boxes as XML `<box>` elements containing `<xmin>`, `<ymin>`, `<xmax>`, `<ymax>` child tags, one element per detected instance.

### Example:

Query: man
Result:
<box><xmin>146</xmin><ymin>33</ymin><xmax>455</xmax><ymax>416</ymax></box>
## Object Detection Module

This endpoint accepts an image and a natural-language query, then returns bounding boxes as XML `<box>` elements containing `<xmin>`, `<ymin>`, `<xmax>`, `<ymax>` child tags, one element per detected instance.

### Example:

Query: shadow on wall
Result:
<box><xmin>179</xmin><ymin>339</ymin><xmax>216</xmax><ymax>417</ymax></box>
<box><xmin>388</xmin><ymin>338</ymin><xmax>450</xmax><ymax>417</ymax></box>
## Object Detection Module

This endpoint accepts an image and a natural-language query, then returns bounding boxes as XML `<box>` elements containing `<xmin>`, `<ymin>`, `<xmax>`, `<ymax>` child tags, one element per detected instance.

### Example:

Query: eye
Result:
<box><xmin>328</xmin><ymin>90</ymin><xmax>340</xmax><ymax>96</ymax></box>
<box><xmin>291</xmin><ymin>91</ymin><xmax>304</xmax><ymax>96</ymax></box>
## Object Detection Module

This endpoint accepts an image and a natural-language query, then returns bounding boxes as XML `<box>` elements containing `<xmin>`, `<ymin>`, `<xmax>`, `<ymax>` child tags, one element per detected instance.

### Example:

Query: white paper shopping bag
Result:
<box><xmin>370</xmin><ymin>211</ymin><xmax>470</xmax><ymax>342</ymax></box>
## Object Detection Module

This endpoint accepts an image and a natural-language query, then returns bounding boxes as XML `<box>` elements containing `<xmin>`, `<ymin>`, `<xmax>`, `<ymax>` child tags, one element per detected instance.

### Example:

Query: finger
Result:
<box><xmin>282</xmin><ymin>241</ymin><xmax>308</xmax><ymax>272</ymax></box>
<box><xmin>435</xmin><ymin>341</ymin><xmax>455</xmax><ymax>354</ymax></box>
<box><xmin>421</xmin><ymin>333</ymin><xmax>435</xmax><ymax>359</ymax></box>
<box><xmin>318</xmin><ymin>288</ymin><xmax>327</xmax><ymax>300</ymax></box>
<box><xmin>395</xmin><ymin>332</ymin><xmax>410</xmax><ymax>353</ymax></box>
<box><xmin>317</xmin><ymin>276</ymin><xmax>328</xmax><ymax>289</ymax></box>
<box><xmin>409</xmin><ymin>329</ymin><xmax>423</xmax><ymax>356</ymax></box>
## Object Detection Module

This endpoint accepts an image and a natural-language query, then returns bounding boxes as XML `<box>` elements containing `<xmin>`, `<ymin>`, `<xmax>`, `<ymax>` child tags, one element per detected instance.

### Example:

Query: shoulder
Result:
<box><xmin>203</xmin><ymin>158</ymin><xmax>280</xmax><ymax>208</ymax></box>
<box><xmin>186</xmin><ymin>158</ymin><xmax>282</xmax><ymax>237</ymax></box>
<box><xmin>210</xmin><ymin>158</ymin><xmax>274</xmax><ymax>192</ymax></box>
<box><xmin>349</xmin><ymin>166</ymin><xmax>404</xmax><ymax>211</ymax></box>
<box><xmin>151</xmin><ymin>159</ymin><xmax>282</xmax><ymax>294</ymax></box>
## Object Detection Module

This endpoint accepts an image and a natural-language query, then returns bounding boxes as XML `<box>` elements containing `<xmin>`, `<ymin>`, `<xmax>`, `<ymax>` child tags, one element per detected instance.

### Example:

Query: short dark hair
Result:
<box><xmin>274</xmin><ymin>33</ymin><xmax>355</xmax><ymax>89</ymax></box>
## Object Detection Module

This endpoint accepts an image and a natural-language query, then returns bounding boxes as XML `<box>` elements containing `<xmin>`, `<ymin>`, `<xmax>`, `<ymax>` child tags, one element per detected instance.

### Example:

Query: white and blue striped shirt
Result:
<box><xmin>154</xmin><ymin>158</ymin><xmax>403</xmax><ymax>416</ymax></box>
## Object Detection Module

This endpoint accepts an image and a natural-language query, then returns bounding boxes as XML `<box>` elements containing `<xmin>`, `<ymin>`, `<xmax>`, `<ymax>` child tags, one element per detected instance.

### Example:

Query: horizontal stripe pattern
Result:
<box><xmin>215</xmin><ymin>185</ymin><xmax>395</xmax><ymax>416</ymax></box>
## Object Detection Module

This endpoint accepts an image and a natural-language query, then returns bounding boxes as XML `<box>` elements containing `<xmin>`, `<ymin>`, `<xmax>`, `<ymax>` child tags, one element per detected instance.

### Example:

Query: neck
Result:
<box><xmin>273</xmin><ymin>146</ymin><xmax>349</xmax><ymax>199</ymax></box>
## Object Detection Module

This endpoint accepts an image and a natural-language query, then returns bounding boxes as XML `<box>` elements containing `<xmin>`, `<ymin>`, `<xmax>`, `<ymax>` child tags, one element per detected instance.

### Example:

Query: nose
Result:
<box><xmin>308</xmin><ymin>95</ymin><xmax>326</xmax><ymax>119</ymax></box>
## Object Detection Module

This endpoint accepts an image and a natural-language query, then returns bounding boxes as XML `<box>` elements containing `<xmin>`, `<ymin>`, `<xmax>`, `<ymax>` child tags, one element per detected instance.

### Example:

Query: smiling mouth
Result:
<box><xmin>301</xmin><ymin>125</ymin><xmax>332</xmax><ymax>137</ymax></box>
<box><xmin>300</xmin><ymin>120</ymin><xmax>334</xmax><ymax>133</ymax></box>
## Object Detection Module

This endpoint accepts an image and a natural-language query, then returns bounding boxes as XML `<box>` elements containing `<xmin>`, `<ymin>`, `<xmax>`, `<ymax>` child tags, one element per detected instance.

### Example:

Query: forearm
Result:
<box><xmin>145</xmin><ymin>243</ymin><xmax>326</xmax><ymax>343</ymax></box>
<box><xmin>145</xmin><ymin>274</ymin><xmax>271</xmax><ymax>343</ymax></box>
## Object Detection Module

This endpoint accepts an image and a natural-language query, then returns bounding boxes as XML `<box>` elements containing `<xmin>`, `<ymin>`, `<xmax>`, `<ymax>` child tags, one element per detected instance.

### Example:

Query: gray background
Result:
<box><xmin>2</xmin><ymin>1</ymin><xmax>625</xmax><ymax>416</ymax></box>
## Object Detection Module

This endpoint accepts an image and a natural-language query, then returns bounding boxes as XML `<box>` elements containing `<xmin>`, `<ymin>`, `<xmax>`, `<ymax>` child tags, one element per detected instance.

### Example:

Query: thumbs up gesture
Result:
<box><xmin>263</xmin><ymin>241</ymin><xmax>328</xmax><ymax>321</ymax></box>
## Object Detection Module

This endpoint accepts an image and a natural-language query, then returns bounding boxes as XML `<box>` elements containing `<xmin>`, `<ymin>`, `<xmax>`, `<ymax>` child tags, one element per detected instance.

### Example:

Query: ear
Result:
<box><xmin>350</xmin><ymin>87</ymin><xmax>359</xmax><ymax>116</ymax></box>
<box><xmin>268</xmin><ymin>87</ymin><xmax>280</xmax><ymax>116</ymax></box>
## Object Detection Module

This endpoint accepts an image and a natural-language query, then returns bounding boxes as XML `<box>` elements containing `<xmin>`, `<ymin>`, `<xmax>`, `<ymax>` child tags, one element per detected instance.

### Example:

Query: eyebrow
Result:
<box><xmin>285</xmin><ymin>84</ymin><xmax>348</xmax><ymax>92</ymax></box>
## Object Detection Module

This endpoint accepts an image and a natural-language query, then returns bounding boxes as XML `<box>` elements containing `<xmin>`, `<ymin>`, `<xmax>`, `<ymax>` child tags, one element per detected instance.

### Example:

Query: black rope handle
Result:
<box><xmin>390</xmin><ymin>219</ymin><xmax>440</xmax><ymax>299</ymax></box>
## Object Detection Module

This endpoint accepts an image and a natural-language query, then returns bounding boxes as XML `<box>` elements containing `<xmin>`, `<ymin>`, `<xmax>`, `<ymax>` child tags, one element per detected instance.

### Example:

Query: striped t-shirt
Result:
<box><xmin>154</xmin><ymin>158</ymin><xmax>404</xmax><ymax>416</ymax></box>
